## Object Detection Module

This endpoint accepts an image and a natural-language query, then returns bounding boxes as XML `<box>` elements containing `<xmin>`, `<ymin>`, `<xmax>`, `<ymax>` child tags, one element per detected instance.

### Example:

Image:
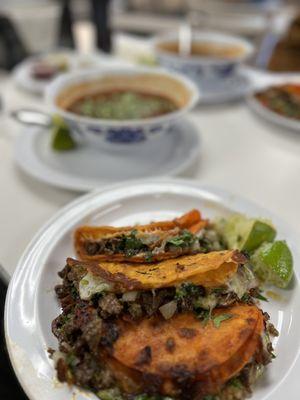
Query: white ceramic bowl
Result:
<box><xmin>153</xmin><ymin>31</ymin><xmax>254</xmax><ymax>89</ymax></box>
<box><xmin>45</xmin><ymin>66</ymin><xmax>199</xmax><ymax>149</ymax></box>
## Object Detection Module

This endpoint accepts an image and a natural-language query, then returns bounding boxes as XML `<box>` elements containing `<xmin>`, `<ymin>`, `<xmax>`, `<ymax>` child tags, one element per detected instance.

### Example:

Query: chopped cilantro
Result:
<box><xmin>175</xmin><ymin>282</ymin><xmax>204</xmax><ymax>300</ymax></box>
<box><xmin>212</xmin><ymin>314</ymin><xmax>233</xmax><ymax>328</ymax></box>
<box><xmin>59</xmin><ymin>313</ymin><xmax>72</xmax><ymax>325</ymax></box>
<box><xmin>167</xmin><ymin>230</ymin><xmax>195</xmax><ymax>248</ymax></box>
<box><xmin>66</xmin><ymin>353</ymin><xmax>79</xmax><ymax>369</ymax></box>
<box><xmin>241</xmin><ymin>293</ymin><xmax>251</xmax><ymax>303</ymax></box>
<box><xmin>70</xmin><ymin>285</ymin><xmax>78</xmax><ymax>299</ymax></box>
<box><xmin>145</xmin><ymin>251</ymin><xmax>153</xmax><ymax>262</ymax></box>
<box><xmin>117</xmin><ymin>231</ymin><xmax>146</xmax><ymax>257</ymax></box>
<box><xmin>229</xmin><ymin>377</ymin><xmax>244</xmax><ymax>389</ymax></box>
<box><xmin>253</xmin><ymin>291</ymin><xmax>269</xmax><ymax>302</ymax></box>
<box><xmin>196</xmin><ymin>309</ymin><xmax>211</xmax><ymax>326</ymax></box>
<box><xmin>212</xmin><ymin>287</ymin><xmax>226</xmax><ymax>295</ymax></box>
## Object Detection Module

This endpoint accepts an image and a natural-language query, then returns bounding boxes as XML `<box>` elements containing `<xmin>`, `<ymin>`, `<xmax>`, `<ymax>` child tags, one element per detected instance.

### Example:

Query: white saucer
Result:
<box><xmin>14</xmin><ymin>119</ymin><xmax>201</xmax><ymax>191</ymax></box>
<box><xmin>199</xmin><ymin>69</ymin><xmax>252</xmax><ymax>105</ymax></box>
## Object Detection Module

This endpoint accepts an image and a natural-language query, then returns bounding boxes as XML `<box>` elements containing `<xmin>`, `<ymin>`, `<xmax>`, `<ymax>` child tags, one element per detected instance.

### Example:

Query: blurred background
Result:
<box><xmin>0</xmin><ymin>0</ymin><xmax>299</xmax><ymax>71</ymax></box>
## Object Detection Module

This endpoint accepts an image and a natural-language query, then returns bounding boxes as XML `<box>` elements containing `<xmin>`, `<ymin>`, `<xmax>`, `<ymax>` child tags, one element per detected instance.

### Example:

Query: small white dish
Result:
<box><xmin>13</xmin><ymin>58</ymin><xmax>52</xmax><ymax>95</ymax></box>
<box><xmin>12</xmin><ymin>51</ymin><xmax>131</xmax><ymax>96</ymax></box>
<box><xmin>247</xmin><ymin>74</ymin><xmax>300</xmax><ymax>132</ymax></box>
<box><xmin>5</xmin><ymin>178</ymin><xmax>300</xmax><ymax>400</ymax></box>
<box><xmin>45</xmin><ymin>66</ymin><xmax>199</xmax><ymax>149</ymax></box>
<box><xmin>199</xmin><ymin>68</ymin><xmax>252</xmax><ymax>104</ymax></box>
<box><xmin>14</xmin><ymin>119</ymin><xmax>201</xmax><ymax>192</ymax></box>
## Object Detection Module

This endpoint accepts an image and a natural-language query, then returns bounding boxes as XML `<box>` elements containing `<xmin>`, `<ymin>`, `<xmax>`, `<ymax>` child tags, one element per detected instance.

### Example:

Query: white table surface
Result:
<box><xmin>1</xmin><ymin>68</ymin><xmax>300</xmax><ymax>278</ymax></box>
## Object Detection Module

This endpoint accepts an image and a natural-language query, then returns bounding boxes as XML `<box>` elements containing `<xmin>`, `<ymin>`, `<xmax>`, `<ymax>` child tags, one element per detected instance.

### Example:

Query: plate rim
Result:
<box><xmin>246</xmin><ymin>81</ymin><xmax>300</xmax><ymax>132</ymax></box>
<box><xmin>14</xmin><ymin>120</ymin><xmax>201</xmax><ymax>192</ymax></box>
<box><xmin>12</xmin><ymin>60</ymin><xmax>47</xmax><ymax>95</ymax></box>
<box><xmin>5</xmin><ymin>177</ymin><xmax>300</xmax><ymax>400</ymax></box>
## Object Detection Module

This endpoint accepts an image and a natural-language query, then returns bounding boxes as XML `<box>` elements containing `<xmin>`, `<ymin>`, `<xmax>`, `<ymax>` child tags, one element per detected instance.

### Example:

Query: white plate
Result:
<box><xmin>14</xmin><ymin>120</ymin><xmax>201</xmax><ymax>191</ymax></box>
<box><xmin>247</xmin><ymin>74</ymin><xmax>300</xmax><ymax>132</ymax></box>
<box><xmin>12</xmin><ymin>51</ymin><xmax>132</xmax><ymax>95</ymax></box>
<box><xmin>198</xmin><ymin>69</ymin><xmax>252</xmax><ymax>105</ymax></box>
<box><xmin>5</xmin><ymin>178</ymin><xmax>300</xmax><ymax>400</ymax></box>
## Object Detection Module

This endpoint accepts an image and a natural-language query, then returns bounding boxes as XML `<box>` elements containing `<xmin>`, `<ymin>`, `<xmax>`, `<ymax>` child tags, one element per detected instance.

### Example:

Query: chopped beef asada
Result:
<box><xmin>60</xmin><ymin>255</ymin><xmax>259</xmax><ymax>324</ymax></box>
<box><xmin>53</xmin><ymin>261</ymin><xmax>257</xmax><ymax>326</ymax></box>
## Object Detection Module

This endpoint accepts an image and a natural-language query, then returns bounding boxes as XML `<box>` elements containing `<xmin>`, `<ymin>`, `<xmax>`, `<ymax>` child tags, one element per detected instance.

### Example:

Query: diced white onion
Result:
<box><xmin>122</xmin><ymin>291</ymin><xmax>139</xmax><ymax>302</ymax></box>
<box><xmin>159</xmin><ymin>300</ymin><xmax>177</xmax><ymax>320</ymax></box>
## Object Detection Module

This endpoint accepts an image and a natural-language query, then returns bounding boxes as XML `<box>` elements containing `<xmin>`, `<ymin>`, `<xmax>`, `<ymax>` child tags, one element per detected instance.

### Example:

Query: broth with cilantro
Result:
<box><xmin>67</xmin><ymin>90</ymin><xmax>178</xmax><ymax>120</ymax></box>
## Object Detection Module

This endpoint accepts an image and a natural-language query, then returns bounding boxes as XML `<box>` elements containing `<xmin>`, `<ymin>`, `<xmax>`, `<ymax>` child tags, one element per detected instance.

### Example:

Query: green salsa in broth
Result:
<box><xmin>68</xmin><ymin>90</ymin><xmax>178</xmax><ymax>120</ymax></box>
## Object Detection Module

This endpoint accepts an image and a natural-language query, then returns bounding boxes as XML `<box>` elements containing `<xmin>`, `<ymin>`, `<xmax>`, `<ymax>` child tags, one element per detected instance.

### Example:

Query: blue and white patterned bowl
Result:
<box><xmin>45</xmin><ymin>66</ymin><xmax>199</xmax><ymax>150</ymax></box>
<box><xmin>153</xmin><ymin>31</ymin><xmax>254</xmax><ymax>90</ymax></box>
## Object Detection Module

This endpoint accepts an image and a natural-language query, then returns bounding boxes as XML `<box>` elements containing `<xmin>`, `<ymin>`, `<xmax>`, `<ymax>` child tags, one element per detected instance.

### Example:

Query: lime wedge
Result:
<box><xmin>251</xmin><ymin>240</ymin><xmax>293</xmax><ymax>288</ymax></box>
<box><xmin>51</xmin><ymin>115</ymin><xmax>76</xmax><ymax>151</ymax></box>
<box><xmin>215</xmin><ymin>214</ymin><xmax>276</xmax><ymax>253</ymax></box>
<box><xmin>52</xmin><ymin>114</ymin><xmax>65</xmax><ymax>126</ymax></box>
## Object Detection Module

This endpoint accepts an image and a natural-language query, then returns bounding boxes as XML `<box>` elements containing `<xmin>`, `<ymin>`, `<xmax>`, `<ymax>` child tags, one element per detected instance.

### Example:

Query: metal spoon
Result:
<box><xmin>11</xmin><ymin>108</ymin><xmax>52</xmax><ymax>128</ymax></box>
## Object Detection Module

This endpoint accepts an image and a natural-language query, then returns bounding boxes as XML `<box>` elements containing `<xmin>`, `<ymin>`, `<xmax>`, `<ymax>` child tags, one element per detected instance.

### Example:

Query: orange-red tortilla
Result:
<box><xmin>108</xmin><ymin>304</ymin><xmax>264</xmax><ymax>395</ymax></box>
<box><xmin>74</xmin><ymin>209</ymin><xmax>208</xmax><ymax>262</ymax></box>
<box><xmin>67</xmin><ymin>250</ymin><xmax>246</xmax><ymax>292</ymax></box>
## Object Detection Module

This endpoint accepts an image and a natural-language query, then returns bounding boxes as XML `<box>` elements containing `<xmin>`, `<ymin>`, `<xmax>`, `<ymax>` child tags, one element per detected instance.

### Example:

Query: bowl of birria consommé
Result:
<box><xmin>45</xmin><ymin>66</ymin><xmax>199</xmax><ymax>149</ymax></box>
<box><xmin>153</xmin><ymin>31</ymin><xmax>254</xmax><ymax>89</ymax></box>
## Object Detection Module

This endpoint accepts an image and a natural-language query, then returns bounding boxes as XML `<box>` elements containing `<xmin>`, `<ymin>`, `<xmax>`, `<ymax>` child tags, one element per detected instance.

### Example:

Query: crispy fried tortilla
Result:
<box><xmin>67</xmin><ymin>250</ymin><xmax>246</xmax><ymax>292</ymax></box>
<box><xmin>74</xmin><ymin>209</ymin><xmax>208</xmax><ymax>262</ymax></box>
<box><xmin>108</xmin><ymin>304</ymin><xmax>264</xmax><ymax>396</ymax></box>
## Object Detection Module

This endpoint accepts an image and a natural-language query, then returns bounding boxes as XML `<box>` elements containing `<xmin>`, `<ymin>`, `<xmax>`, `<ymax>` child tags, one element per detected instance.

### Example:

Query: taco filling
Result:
<box><xmin>58</xmin><ymin>251</ymin><xmax>256</xmax><ymax>311</ymax></box>
<box><xmin>74</xmin><ymin>210</ymin><xmax>219</xmax><ymax>263</ymax></box>
<box><xmin>82</xmin><ymin>227</ymin><xmax>223</xmax><ymax>259</ymax></box>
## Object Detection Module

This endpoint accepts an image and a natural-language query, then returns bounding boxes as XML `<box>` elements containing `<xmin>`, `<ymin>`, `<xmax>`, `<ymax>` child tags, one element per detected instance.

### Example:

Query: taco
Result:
<box><xmin>74</xmin><ymin>209</ymin><xmax>213</xmax><ymax>263</ymax></box>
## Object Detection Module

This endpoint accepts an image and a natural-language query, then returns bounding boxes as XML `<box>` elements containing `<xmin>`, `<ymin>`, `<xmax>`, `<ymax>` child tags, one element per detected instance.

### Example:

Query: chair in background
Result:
<box><xmin>0</xmin><ymin>15</ymin><xmax>28</xmax><ymax>70</ymax></box>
